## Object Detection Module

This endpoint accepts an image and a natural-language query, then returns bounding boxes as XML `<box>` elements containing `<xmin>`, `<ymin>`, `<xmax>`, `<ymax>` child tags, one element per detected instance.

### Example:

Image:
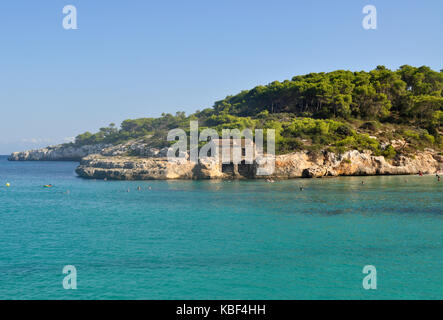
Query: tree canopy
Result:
<box><xmin>72</xmin><ymin>65</ymin><xmax>443</xmax><ymax>155</ymax></box>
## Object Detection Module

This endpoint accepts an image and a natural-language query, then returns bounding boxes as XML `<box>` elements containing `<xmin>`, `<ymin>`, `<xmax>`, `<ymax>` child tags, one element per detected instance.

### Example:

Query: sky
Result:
<box><xmin>0</xmin><ymin>0</ymin><xmax>442</xmax><ymax>154</ymax></box>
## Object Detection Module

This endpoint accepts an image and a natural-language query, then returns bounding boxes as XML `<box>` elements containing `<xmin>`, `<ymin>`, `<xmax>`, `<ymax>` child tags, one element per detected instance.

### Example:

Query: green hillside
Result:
<box><xmin>72</xmin><ymin>65</ymin><xmax>443</xmax><ymax>156</ymax></box>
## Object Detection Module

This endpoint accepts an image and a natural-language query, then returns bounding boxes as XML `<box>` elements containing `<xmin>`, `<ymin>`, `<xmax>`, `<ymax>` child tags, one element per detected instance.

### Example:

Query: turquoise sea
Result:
<box><xmin>0</xmin><ymin>155</ymin><xmax>441</xmax><ymax>300</ymax></box>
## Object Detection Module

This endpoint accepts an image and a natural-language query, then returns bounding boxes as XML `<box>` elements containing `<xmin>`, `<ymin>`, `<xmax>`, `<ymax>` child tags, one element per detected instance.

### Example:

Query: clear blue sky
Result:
<box><xmin>0</xmin><ymin>0</ymin><xmax>442</xmax><ymax>154</ymax></box>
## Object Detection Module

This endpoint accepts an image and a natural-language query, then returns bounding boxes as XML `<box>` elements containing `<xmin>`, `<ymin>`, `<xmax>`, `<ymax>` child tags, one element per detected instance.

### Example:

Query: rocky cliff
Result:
<box><xmin>272</xmin><ymin>149</ymin><xmax>442</xmax><ymax>178</ymax></box>
<box><xmin>75</xmin><ymin>150</ymin><xmax>443</xmax><ymax>180</ymax></box>
<box><xmin>75</xmin><ymin>155</ymin><xmax>229</xmax><ymax>180</ymax></box>
<box><xmin>10</xmin><ymin>138</ymin><xmax>443</xmax><ymax>180</ymax></box>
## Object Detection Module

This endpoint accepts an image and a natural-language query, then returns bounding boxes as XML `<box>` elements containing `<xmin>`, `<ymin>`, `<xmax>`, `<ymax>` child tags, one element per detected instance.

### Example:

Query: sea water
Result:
<box><xmin>0</xmin><ymin>155</ymin><xmax>441</xmax><ymax>299</ymax></box>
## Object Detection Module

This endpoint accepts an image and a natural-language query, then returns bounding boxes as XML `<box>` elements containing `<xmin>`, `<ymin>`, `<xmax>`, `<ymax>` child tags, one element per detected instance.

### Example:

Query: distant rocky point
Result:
<box><xmin>7</xmin><ymin>139</ymin><xmax>169</xmax><ymax>162</ymax></box>
<box><xmin>8</xmin><ymin>144</ymin><xmax>110</xmax><ymax>161</ymax></box>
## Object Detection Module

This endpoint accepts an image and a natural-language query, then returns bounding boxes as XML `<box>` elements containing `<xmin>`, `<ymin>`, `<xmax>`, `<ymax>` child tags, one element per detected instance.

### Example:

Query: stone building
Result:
<box><xmin>207</xmin><ymin>138</ymin><xmax>256</xmax><ymax>178</ymax></box>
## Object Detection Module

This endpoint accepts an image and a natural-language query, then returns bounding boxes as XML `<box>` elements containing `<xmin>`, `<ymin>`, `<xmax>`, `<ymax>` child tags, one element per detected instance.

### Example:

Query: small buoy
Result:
<box><xmin>6</xmin><ymin>182</ymin><xmax>10</xmax><ymax>187</ymax></box>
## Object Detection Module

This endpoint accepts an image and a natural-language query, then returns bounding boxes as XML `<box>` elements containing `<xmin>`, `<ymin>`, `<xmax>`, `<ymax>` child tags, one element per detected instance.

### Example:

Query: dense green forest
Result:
<box><xmin>73</xmin><ymin>65</ymin><xmax>443</xmax><ymax>156</ymax></box>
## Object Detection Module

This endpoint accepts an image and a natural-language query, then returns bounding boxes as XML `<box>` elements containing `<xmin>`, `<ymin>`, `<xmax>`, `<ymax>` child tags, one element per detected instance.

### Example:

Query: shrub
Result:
<box><xmin>360</xmin><ymin>121</ymin><xmax>381</xmax><ymax>131</ymax></box>
<box><xmin>421</xmin><ymin>133</ymin><xmax>435</xmax><ymax>145</ymax></box>
<box><xmin>403</xmin><ymin>130</ymin><xmax>420</xmax><ymax>140</ymax></box>
<box><xmin>382</xmin><ymin>145</ymin><xmax>397</xmax><ymax>159</ymax></box>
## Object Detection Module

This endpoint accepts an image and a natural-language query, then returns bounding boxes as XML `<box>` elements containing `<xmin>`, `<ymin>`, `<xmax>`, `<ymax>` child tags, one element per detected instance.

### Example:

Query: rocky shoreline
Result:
<box><xmin>75</xmin><ymin>150</ymin><xmax>443</xmax><ymax>180</ymax></box>
<box><xmin>9</xmin><ymin>142</ymin><xmax>443</xmax><ymax>180</ymax></box>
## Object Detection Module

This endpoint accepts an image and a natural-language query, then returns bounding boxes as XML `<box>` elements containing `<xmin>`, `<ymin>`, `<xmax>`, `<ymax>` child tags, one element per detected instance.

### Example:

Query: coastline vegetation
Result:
<box><xmin>71</xmin><ymin>65</ymin><xmax>443</xmax><ymax>155</ymax></box>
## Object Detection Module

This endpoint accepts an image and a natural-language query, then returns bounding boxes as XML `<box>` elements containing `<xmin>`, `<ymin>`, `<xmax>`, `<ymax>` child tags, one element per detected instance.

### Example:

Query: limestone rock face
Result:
<box><xmin>74</xmin><ymin>149</ymin><xmax>443</xmax><ymax>180</ymax></box>
<box><xmin>270</xmin><ymin>150</ymin><xmax>441</xmax><ymax>179</ymax></box>
<box><xmin>270</xmin><ymin>152</ymin><xmax>315</xmax><ymax>178</ymax></box>
<box><xmin>8</xmin><ymin>144</ymin><xmax>110</xmax><ymax>161</ymax></box>
<box><xmin>75</xmin><ymin>155</ymin><xmax>255</xmax><ymax>180</ymax></box>
<box><xmin>193</xmin><ymin>157</ymin><xmax>225</xmax><ymax>179</ymax></box>
<box><xmin>75</xmin><ymin>155</ymin><xmax>196</xmax><ymax>180</ymax></box>
<box><xmin>302</xmin><ymin>167</ymin><xmax>327</xmax><ymax>178</ymax></box>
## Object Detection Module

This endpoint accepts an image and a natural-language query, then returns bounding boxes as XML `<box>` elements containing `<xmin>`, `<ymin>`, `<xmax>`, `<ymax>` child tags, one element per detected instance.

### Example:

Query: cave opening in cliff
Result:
<box><xmin>222</xmin><ymin>163</ymin><xmax>235</xmax><ymax>174</ymax></box>
<box><xmin>221</xmin><ymin>161</ymin><xmax>254</xmax><ymax>178</ymax></box>
<box><xmin>238</xmin><ymin>160</ymin><xmax>254</xmax><ymax>178</ymax></box>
